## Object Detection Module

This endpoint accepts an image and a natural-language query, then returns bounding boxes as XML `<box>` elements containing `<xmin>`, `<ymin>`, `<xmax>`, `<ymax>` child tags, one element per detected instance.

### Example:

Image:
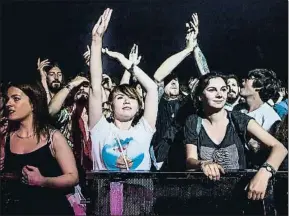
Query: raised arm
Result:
<box><xmin>37</xmin><ymin>58</ymin><xmax>52</xmax><ymax>104</ymax></box>
<box><xmin>153</xmin><ymin>20</ymin><xmax>199</xmax><ymax>82</ymax></box>
<box><xmin>48</xmin><ymin>76</ymin><xmax>89</xmax><ymax>116</ymax></box>
<box><xmin>187</xmin><ymin>13</ymin><xmax>210</xmax><ymax>75</ymax></box>
<box><xmin>89</xmin><ymin>8</ymin><xmax>113</xmax><ymax>130</ymax></box>
<box><xmin>103</xmin><ymin>48</ymin><xmax>158</xmax><ymax>128</ymax></box>
<box><xmin>120</xmin><ymin>44</ymin><xmax>142</xmax><ymax>85</ymax></box>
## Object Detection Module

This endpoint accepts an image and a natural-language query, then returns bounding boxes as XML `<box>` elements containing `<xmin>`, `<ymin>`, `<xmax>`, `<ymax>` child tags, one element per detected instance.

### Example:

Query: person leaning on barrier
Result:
<box><xmin>184</xmin><ymin>72</ymin><xmax>287</xmax><ymax>200</ymax></box>
<box><xmin>88</xmin><ymin>8</ymin><xmax>158</xmax><ymax>171</ymax></box>
<box><xmin>1</xmin><ymin>80</ymin><xmax>78</xmax><ymax>214</ymax></box>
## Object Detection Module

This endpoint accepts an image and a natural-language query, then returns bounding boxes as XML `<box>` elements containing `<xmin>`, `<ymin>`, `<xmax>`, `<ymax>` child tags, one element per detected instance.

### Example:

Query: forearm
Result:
<box><xmin>42</xmin><ymin>173</ymin><xmax>79</xmax><ymax>189</ymax></box>
<box><xmin>41</xmin><ymin>79</ymin><xmax>52</xmax><ymax>104</ymax></box>
<box><xmin>265</xmin><ymin>144</ymin><xmax>287</xmax><ymax>171</ymax></box>
<box><xmin>48</xmin><ymin>87</ymin><xmax>71</xmax><ymax>116</ymax></box>
<box><xmin>90</xmin><ymin>39</ymin><xmax>103</xmax><ymax>93</ymax></box>
<box><xmin>153</xmin><ymin>47</ymin><xmax>194</xmax><ymax>82</ymax></box>
<box><xmin>186</xmin><ymin>158</ymin><xmax>202</xmax><ymax>170</ymax></box>
<box><xmin>120</xmin><ymin>70</ymin><xmax>131</xmax><ymax>84</ymax></box>
<box><xmin>193</xmin><ymin>45</ymin><xmax>210</xmax><ymax>76</ymax></box>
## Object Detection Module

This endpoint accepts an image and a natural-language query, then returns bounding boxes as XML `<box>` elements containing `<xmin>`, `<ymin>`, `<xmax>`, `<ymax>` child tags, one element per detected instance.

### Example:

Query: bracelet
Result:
<box><xmin>261</xmin><ymin>162</ymin><xmax>277</xmax><ymax>176</ymax></box>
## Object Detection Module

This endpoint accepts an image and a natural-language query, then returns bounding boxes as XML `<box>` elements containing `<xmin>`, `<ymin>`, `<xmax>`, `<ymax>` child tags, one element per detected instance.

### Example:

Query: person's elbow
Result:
<box><xmin>70</xmin><ymin>172</ymin><xmax>79</xmax><ymax>187</ymax></box>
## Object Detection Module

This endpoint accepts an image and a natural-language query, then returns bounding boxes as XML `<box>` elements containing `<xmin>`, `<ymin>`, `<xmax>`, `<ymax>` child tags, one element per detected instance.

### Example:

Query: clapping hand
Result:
<box><xmin>185</xmin><ymin>13</ymin><xmax>199</xmax><ymax>50</ymax></box>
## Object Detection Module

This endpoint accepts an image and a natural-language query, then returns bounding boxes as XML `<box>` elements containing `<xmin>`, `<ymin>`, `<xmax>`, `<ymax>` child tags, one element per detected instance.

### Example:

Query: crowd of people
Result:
<box><xmin>0</xmin><ymin>8</ymin><xmax>288</xmax><ymax>215</ymax></box>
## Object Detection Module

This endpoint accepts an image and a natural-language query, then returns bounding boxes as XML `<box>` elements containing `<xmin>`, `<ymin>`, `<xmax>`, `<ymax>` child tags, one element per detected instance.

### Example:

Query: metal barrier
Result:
<box><xmin>85</xmin><ymin>170</ymin><xmax>288</xmax><ymax>215</ymax></box>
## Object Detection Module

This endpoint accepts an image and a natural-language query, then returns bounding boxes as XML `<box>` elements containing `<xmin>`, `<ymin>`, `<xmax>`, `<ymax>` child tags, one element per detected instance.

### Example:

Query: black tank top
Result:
<box><xmin>1</xmin><ymin>130</ymin><xmax>74</xmax><ymax>215</ymax></box>
<box><xmin>4</xmin><ymin>131</ymin><xmax>63</xmax><ymax>177</ymax></box>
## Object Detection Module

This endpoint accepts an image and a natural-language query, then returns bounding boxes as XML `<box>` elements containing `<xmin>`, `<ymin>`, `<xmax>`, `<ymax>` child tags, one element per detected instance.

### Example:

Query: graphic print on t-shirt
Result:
<box><xmin>102</xmin><ymin>137</ymin><xmax>144</xmax><ymax>170</ymax></box>
<box><xmin>200</xmin><ymin>144</ymin><xmax>240</xmax><ymax>169</ymax></box>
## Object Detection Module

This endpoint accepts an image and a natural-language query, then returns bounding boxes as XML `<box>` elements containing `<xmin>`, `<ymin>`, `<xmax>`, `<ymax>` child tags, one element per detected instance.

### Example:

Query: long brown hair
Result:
<box><xmin>6</xmin><ymin>81</ymin><xmax>52</xmax><ymax>143</ymax></box>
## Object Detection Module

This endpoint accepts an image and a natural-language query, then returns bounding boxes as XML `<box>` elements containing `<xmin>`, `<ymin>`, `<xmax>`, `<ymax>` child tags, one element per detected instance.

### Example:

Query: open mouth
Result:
<box><xmin>8</xmin><ymin>110</ymin><xmax>15</xmax><ymax>115</ymax></box>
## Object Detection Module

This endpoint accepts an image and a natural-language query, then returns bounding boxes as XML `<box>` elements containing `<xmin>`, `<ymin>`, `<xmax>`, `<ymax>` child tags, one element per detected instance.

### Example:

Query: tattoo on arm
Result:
<box><xmin>194</xmin><ymin>46</ymin><xmax>210</xmax><ymax>75</ymax></box>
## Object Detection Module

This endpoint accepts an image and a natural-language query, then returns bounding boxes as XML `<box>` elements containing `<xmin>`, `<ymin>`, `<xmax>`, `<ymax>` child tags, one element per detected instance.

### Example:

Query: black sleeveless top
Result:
<box><xmin>1</xmin><ymin>131</ymin><xmax>74</xmax><ymax>215</ymax></box>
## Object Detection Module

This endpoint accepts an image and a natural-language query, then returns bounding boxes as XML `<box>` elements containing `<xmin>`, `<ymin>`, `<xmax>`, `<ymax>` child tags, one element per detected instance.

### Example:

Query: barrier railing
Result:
<box><xmin>85</xmin><ymin>170</ymin><xmax>288</xmax><ymax>215</ymax></box>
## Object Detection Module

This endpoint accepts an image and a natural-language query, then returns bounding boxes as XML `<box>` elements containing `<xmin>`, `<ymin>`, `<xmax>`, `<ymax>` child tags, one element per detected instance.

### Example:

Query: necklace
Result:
<box><xmin>16</xmin><ymin>132</ymin><xmax>35</xmax><ymax>139</ymax></box>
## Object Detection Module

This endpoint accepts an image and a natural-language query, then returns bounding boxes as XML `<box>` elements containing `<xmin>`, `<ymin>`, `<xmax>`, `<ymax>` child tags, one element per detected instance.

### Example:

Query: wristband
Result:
<box><xmin>261</xmin><ymin>162</ymin><xmax>276</xmax><ymax>176</ymax></box>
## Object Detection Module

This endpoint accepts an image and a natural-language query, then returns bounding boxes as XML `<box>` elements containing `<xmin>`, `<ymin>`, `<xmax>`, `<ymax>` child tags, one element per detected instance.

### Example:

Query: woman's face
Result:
<box><xmin>6</xmin><ymin>86</ymin><xmax>33</xmax><ymax>121</ymax></box>
<box><xmin>112</xmin><ymin>91</ymin><xmax>139</xmax><ymax>122</ymax></box>
<box><xmin>200</xmin><ymin>77</ymin><xmax>228</xmax><ymax>109</ymax></box>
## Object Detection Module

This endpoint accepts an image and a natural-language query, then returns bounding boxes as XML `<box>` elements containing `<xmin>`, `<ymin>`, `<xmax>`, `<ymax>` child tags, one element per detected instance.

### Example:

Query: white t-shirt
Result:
<box><xmin>90</xmin><ymin>116</ymin><xmax>156</xmax><ymax>171</ymax></box>
<box><xmin>244</xmin><ymin>103</ymin><xmax>280</xmax><ymax>131</ymax></box>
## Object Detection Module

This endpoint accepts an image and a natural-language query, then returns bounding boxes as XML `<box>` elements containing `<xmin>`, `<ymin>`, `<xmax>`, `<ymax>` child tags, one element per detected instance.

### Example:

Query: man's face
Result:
<box><xmin>164</xmin><ymin>78</ymin><xmax>180</xmax><ymax>97</ymax></box>
<box><xmin>227</xmin><ymin>78</ymin><xmax>240</xmax><ymax>103</ymax></box>
<box><xmin>240</xmin><ymin>77</ymin><xmax>257</xmax><ymax>98</ymax></box>
<box><xmin>47</xmin><ymin>66</ymin><xmax>63</xmax><ymax>93</ymax></box>
<box><xmin>74</xmin><ymin>81</ymin><xmax>90</xmax><ymax>102</ymax></box>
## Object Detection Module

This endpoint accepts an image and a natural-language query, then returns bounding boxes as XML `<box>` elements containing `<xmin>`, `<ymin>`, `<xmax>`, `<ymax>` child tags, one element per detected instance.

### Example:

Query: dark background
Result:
<box><xmin>1</xmin><ymin>0</ymin><xmax>288</xmax><ymax>85</ymax></box>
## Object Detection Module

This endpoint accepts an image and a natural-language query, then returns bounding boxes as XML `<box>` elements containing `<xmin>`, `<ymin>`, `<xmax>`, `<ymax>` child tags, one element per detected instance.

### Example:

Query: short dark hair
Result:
<box><xmin>248</xmin><ymin>69</ymin><xmax>281</xmax><ymax>102</ymax></box>
<box><xmin>108</xmin><ymin>84</ymin><xmax>143</xmax><ymax>126</ymax></box>
<box><xmin>226</xmin><ymin>74</ymin><xmax>240</xmax><ymax>86</ymax></box>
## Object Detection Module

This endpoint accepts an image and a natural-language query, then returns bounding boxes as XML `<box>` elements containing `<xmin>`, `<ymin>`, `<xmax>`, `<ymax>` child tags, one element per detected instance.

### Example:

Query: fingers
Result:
<box><xmin>217</xmin><ymin>165</ymin><xmax>225</xmax><ymax>174</ymax></box>
<box><xmin>104</xmin><ymin>8</ymin><xmax>113</xmax><ymax>27</ymax></box>
<box><xmin>135</xmin><ymin>44</ymin><xmax>138</xmax><ymax>55</ymax></box>
<box><xmin>202</xmin><ymin>162</ymin><xmax>223</xmax><ymax>181</ymax></box>
<box><xmin>92</xmin><ymin>15</ymin><xmax>102</xmax><ymax>34</ymax></box>
<box><xmin>246</xmin><ymin>185</ymin><xmax>266</xmax><ymax>201</ymax></box>
<box><xmin>192</xmin><ymin>13</ymin><xmax>199</xmax><ymax>26</ymax></box>
<box><xmin>26</xmin><ymin>165</ymin><xmax>37</xmax><ymax>171</ymax></box>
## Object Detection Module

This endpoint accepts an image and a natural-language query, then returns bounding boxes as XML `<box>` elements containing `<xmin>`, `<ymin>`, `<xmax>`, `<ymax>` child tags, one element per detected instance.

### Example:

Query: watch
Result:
<box><xmin>261</xmin><ymin>162</ymin><xmax>276</xmax><ymax>176</ymax></box>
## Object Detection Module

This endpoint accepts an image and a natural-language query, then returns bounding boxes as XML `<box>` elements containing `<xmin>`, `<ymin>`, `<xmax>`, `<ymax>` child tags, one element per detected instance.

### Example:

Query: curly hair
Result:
<box><xmin>248</xmin><ymin>69</ymin><xmax>281</xmax><ymax>102</ymax></box>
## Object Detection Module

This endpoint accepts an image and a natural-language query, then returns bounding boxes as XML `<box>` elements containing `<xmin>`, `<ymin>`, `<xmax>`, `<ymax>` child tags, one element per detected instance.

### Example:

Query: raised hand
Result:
<box><xmin>129</xmin><ymin>44</ymin><xmax>142</xmax><ymax>66</ymax></box>
<box><xmin>69</xmin><ymin>76</ymin><xmax>89</xmax><ymax>88</ymax></box>
<box><xmin>185</xmin><ymin>13</ymin><xmax>199</xmax><ymax>50</ymax></box>
<box><xmin>102</xmin><ymin>48</ymin><xmax>124</xmax><ymax>60</ymax></box>
<box><xmin>83</xmin><ymin>45</ymin><xmax>91</xmax><ymax>66</ymax></box>
<box><xmin>102</xmin><ymin>74</ymin><xmax>113</xmax><ymax>90</ymax></box>
<box><xmin>37</xmin><ymin>58</ymin><xmax>50</xmax><ymax>81</ymax></box>
<box><xmin>92</xmin><ymin>8</ymin><xmax>113</xmax><ymax>41</ymax></box>
<box><xmin>278</xmin><ymin>87</ymin><xmax>286</xmax><ymax>98</ymax></box>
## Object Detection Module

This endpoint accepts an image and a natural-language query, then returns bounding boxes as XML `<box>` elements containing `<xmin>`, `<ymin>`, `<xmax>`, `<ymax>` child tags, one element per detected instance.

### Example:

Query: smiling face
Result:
<box><xmin>6</xmin><ymin>86</ymin><xmax>33</xmax><ymax>121</ymax></box>
<box><xmin>200</xmin><ymin>77</ymin><xmax>228</xmax><ymax>110</ymax></box>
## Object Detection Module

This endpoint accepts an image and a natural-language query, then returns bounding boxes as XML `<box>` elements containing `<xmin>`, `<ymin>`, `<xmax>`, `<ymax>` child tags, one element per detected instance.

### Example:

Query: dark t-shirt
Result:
<box><xmin>183</xmin><ymin>111</ymin><xmax>253</xmax><ymax>169</ymax></box>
